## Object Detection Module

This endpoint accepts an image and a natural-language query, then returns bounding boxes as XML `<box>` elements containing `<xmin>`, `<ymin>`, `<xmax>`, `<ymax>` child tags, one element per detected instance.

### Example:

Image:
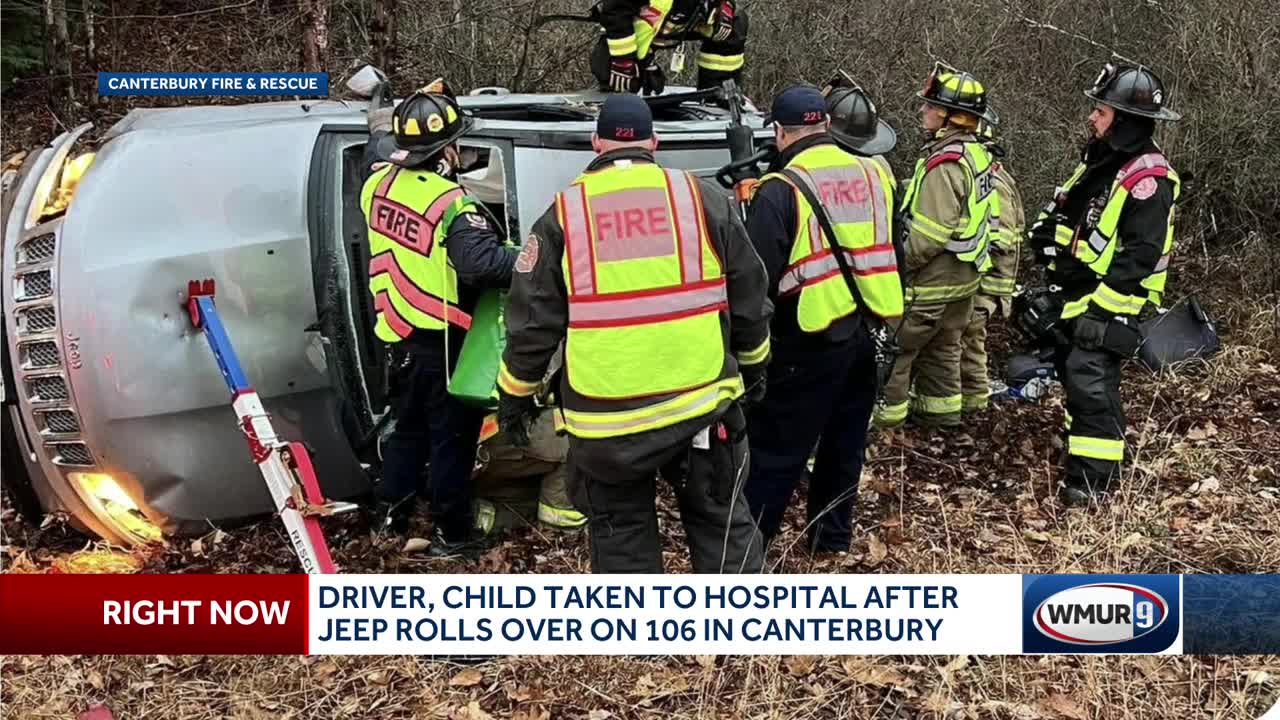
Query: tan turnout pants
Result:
<box><xmin>874</xmin><ymin>297</ymin><xmax>974</xmax><ymax>427</ymax></box>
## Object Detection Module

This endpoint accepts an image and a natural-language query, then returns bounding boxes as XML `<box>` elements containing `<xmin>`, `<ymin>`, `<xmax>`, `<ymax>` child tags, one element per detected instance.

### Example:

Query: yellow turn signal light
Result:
<box><xmin>68</xmin><ymin>471</ymin><xmax>163</xmax><ymax>544</ymax></box>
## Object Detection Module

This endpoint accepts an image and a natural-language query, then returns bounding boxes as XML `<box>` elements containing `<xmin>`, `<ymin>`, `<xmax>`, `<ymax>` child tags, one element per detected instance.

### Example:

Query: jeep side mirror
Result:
<box><xmin>346</xmin><ymin>65</ymin><xmax>388</xmax><ymax>99</ymax></box>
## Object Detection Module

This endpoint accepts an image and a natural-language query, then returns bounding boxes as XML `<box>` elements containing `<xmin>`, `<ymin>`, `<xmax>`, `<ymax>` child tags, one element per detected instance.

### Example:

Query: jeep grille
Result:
<box><xmin>38</xmin><ymin>409</ymin><xmax>80</xmax><ymax>435</ymax></box>
<box><xmin>50</xmin><ymin>442</ymin><xmax>93</xmax><ymax>467</ymax></box>
<box><xmin>27</xmin><ymin>375</ymin><xmax>69</xmax><ymax>402</ymax></box>
<box><xmin>16</xmin><ymin>270</ymin><xmax>52</xmax><ymax>301</ymax></box>
<box><xmin>17</xmin><ymin>305</ymin><xmax>56</xmax><ymax>334</ymax></box>
<box><xmin>21</xmin><ymin>341</ymin><xmax>59</xmax><ymax>368</ymax></box>
<box><xmin>17</xmin><ymin>234</ymin><xmax>56</xmax><ymax>264</ymax></box>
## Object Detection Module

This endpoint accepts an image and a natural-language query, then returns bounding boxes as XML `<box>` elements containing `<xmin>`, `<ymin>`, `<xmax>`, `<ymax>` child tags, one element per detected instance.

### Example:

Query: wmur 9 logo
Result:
<box><xmin>1022</xmin><ymin>575</ymin><xmax>1181</xmax><ymax>653</ymax></box>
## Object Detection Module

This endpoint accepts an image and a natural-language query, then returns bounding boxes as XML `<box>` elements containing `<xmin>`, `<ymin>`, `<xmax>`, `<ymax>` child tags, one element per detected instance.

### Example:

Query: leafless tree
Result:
<box><xmin>43</xmin><ymin>0</ymin><xmax>75</xmax><ymax>111</ymax></box>
<box><xmin>300</xmin><ymin>0</ymin><xmax>330</xmax><ymax>72</ymax></box>
<box><xmin>371</xmin><ymin>0</ymin><xmax>398</xmax><ymax>77</ymax></box>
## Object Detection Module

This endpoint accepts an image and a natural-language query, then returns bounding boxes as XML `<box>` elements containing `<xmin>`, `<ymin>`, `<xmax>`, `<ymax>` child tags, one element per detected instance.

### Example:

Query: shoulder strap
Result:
<box><xmin>925</xmin><ymin>142</ymin><xmax>966</xmax><ymax>172</ymax></box>
<box><xmin>1116</xmin><ymin>152</ymin><xmax>1171</xmax><ymax>191</ymax></box>
<box><xmin>781</xmin><ymin>167</ymin><xmax>869</xmax><ymax>316</ymax></box>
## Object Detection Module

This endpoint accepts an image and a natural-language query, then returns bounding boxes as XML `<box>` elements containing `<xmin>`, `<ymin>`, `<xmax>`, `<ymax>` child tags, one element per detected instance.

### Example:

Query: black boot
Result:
<box><xmin>1059</xmin><ymin>478</ymin><xmax>1094</xmax><ymax>508</ymax></box>
<box><xmin>427</xmin><ymin>526</ymin><xmax>494</xmax><ymax>559</ymax></box>
<box><xmin>366</xmin><ymin>496</ymin><xmax>413</xmax><ymax>535</ymax></box>
<box><xmin>1059</xmin><ymin>475</ymin><xmax>1110</xmax><ymax>508</ymax></box>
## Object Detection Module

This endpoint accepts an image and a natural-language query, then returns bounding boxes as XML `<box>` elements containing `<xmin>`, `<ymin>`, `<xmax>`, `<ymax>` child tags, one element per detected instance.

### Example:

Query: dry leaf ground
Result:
<box><xmin>4</xmin><ymin>277</ymin><xmax>1278</xmax><ymax>717</ymax></box>
<box><xmin>1</xmin><ymin>654</ymin><xmax>1277</xmax><ymax>719</ymax></box>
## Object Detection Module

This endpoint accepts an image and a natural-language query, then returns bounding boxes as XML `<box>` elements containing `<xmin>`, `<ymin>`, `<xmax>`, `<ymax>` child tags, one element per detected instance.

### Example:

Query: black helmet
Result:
<box><xmin>917</xmin><ymin>61</ymin><xmax>998</xmax><ymax>125</ymax></box>
<box><xmin>976</xmin><ymin>119</ymin><xmax>1007</xmax><ymax>157</ymax></box>
<box><xmin>1084</xmin><ymin>62</ymin><xmax>1180</xmax><ymax>121</ymax></box>
<box><xmin>822</xmin><ymin>71</ymin><xmax>896</xmax><ymax>156</ymax></box>
<box><xmin>375</xmin><ymin>87</ymin><xmax>473</xmax><ymax>168</ymax></box>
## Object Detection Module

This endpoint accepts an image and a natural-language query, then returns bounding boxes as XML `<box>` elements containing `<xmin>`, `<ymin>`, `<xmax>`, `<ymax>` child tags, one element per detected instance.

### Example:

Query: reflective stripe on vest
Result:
<box><xmin>362</xmin><ymin>166</ymin><xmax>474</xmax><ymax>342</ymax></box>
<box><xmin>369</xmin><ymin>253</ymin><xmax>474</xmax><ymax>330</ymax></box>
<box><xmin>777</xmin><ymin>247</ymin><xmax>899</xmax><ymax>296</ymax></box>
<box><xmin>558</xmin><ymin>163</ymin><xmax>730</xmax><ymax>407</ymax></box>
<box><xmin>568</xmin><ymin>279</ymin><xmax>727</xmax><ymax>327</ymax></box>
<box><xmin>766</xmin><ymin>145</ymin><xmax>903</xmax><ymax>330</ymax></box>
<box><xmin>561</xmin><ymin>377</ymin><xmax>742</xmax><ymax>439</ymax></box>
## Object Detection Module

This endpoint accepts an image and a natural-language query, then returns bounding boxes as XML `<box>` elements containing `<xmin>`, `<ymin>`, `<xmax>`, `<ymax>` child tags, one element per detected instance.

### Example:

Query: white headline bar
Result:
<box><xmin>310</xmin><ymin>574</ymin><xmax>1023</xmax><ymax>655</ymax></box>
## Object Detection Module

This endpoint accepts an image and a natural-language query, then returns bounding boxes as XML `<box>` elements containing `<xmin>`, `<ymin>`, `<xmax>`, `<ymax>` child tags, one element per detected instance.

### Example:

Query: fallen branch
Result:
<box><xmin>1000</xmin><ymin>1</ymin><xmax>1138</xmax><ymax>64</ymax></box>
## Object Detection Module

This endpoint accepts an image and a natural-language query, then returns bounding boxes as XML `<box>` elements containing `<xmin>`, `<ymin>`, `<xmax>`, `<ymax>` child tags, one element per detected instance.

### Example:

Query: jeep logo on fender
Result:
<box><xmin>1022</xmin><ymin>574</ymin><xmax>1180</xmax><ymax>653</ymax></box>
<box><xmin>1034</xmin><ymin>583</ymin><xmax>1167</xmax><ymax>645</ymax></box>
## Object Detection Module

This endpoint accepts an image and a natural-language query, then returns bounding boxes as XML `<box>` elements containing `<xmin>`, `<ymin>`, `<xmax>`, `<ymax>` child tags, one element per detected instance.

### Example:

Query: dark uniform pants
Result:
<box><xmin>567</xmin><ymin>404</ymin><xmax>764</xmax><ymax>574</ymax></box>
<box><xmin>378</xmin><ymin>352</ymin><xmax>483</xmax><ymax>540</ymax></box>
<box><xmin>1055</xmin><ymin>343</ymin><xmax>1126</xmax><ymax>486</ymax></box>
<box><xmin>744</xmin><ymin>329</ymin><xmax>878</xmax><ymax>553</ymax></box>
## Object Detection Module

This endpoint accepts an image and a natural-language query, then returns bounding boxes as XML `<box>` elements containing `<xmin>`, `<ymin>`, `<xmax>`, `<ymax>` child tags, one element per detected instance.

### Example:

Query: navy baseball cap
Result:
<box><xmin>767</xmin><ymin>85</ymin><xmax>829</xmax><ymax>127</ymax></box>
<box><xmin>597</xmin><ymin>94</ymin><xmax>653</xmax><ymax>141</ymax></box>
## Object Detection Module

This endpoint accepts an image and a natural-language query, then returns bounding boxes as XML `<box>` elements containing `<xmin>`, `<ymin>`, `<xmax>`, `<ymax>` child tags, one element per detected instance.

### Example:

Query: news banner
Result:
<box><xmin>4</xmin><ymin>71</ymin><xmax>1276</xmax><ymax>661</ymax></box>
<box><xmin>1</xmin><ymin>574</ymin><xmax>1277</xmax><ymax>655</ymax></box>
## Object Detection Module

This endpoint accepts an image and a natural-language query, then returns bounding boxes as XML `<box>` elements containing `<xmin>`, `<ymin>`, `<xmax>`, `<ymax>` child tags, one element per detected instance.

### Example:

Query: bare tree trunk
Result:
<box><xmin>44</xmin><ymin>0</ymin><xmax>75</xmax><ymax>113</ymax></box>
<box><xmin>451</xmin><ymin>0</ymin><xmax>475</xmax><ymax>88</ymax></box>
<box><xmin>371</xmin><ymin>0</ymin><xmax>397</xmax><ymax>77</ymax></box>
<box><xmin>300</xmin><ymin>0</ymin><xmax>329</xmax><ymax>73</ymax></box>
<box><xmin>85</xmin><ymin>0</ymin><xmax>97</xmax><ymax>73</ymax></box>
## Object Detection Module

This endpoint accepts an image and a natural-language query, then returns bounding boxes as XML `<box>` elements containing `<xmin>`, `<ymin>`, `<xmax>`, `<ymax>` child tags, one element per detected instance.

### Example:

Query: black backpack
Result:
<box><xmin>1137</xmin><ymin>296</ymin><xmax>1221</xmax><ymax>371</ymax></box>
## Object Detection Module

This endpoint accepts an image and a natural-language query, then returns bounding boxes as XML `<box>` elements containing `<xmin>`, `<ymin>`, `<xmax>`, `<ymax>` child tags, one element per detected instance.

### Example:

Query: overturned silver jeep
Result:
<box><xmin>1</xmin><ymin>85</ymin><xmax>769</xmax><ymax>545</ymax></box>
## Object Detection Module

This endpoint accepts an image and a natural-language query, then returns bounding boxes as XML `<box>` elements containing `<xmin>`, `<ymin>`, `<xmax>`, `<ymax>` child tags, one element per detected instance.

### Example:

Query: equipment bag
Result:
<box><xmin>448</xmin><ymin>289</ymin><xmax>507</xmax><ymax>410</ymax></box>
<box><xmin>1138</xmin><ymin>296</ymin><xmax>1221</xmax><ymax>372</ymax></box>
<box><xmin>781</xmin><ymin>168</ymin><xmax>900</xmax><ymax>399</ymax></box>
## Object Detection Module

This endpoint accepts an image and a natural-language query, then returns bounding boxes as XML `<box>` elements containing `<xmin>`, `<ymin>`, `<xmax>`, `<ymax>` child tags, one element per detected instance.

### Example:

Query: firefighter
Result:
<box><xmin>472</xmin><ymin>352</ymin><xmax>586</xmax><ymax>533</ymax></box>
<box><xmin>498</xmin><ymin>94</ymin><xmax>771</xmax><ymax>573</ymax></box>
<box><xmin>960</xmin><ymin>120</ymin><xmax>1025</xmax><ymax>412</ymax></box>
<box><xmin>1027</xmin><ymin>63</ymin><xmax>1181</xmax><ymax>506</ymax></box>
<box><xmin>874</xmin><ymin>63</ymin><xmax>998</xmax><ymax>428</ymax></box>
<box><xmin>592</xmin><ymin>0</ymin><xmax>747</xmax><ymax>94</ymax></box>
<box><xmin>473</xmin><ymin>410</ymin><xmax>584</xmax><ymax>533</ymax></box>
<box><xmin>742</xmin><ymin>85</ymin><xmax>903</xmax><ymax>553</ymax></box>
<box><xmin>361</xmin><ymin>84</ymin><xmax>518</xmax><ymax>556</ymax></box>
<box><xmin>821</xmin><ymin>73</ymin><xmax>904</xmax><ymax>268</ymax></box>
<box><xmin>820</xmin><ymin>72</ymin><xmax>897</xmax><ymax>161</ymax></box>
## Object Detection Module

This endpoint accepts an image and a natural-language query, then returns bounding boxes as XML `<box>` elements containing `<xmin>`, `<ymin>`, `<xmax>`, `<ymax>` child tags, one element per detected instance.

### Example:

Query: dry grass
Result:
<box><xmin>4</xmin><ymin>1</ymin><xmax>1280</xmax><ymax>717</ymax></box>
<box><xmin>2</xmin><ymin>653</ymin><xmax>1278</xmax><ymax>720</ymax></box>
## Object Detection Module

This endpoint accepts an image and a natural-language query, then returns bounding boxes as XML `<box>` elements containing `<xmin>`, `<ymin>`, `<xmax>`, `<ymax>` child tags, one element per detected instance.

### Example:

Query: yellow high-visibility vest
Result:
<box><xmin>1040</xmin><ymin>152</ymin><xmax>1180</xmax><ymax>319</ymax></box>
<box><xmin>555</xmin><ymin>161</ymin><xmax>740</xmax><ymax>438</ymax></box>
<box><xmin>610</xmin><ymin>0</ymin><xmax>725</xmax><ymax>60</ymax></box>
<box><xmin>360</xmin><ymin>166</ymin><xmax>478</xmax><ymax>342</ymax></box>
<box><xmin>761</xmin><ymin>143</ymin><xmax>903</xmax><ymax>332</ymax></box>
<box><xmin>900</xmin><ymin>140</ymin><xmax>996</xmax><ymax>273</ymax></box>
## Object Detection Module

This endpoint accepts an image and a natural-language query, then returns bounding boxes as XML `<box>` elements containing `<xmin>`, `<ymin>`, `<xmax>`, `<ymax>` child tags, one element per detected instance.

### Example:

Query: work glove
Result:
<box><xmin>608</xmin><ymin>56</ymin><xmax>641</xmax><ymax>94</ymax></box>
<box><xmin>640</xmin><ymin>58</ymin><xmax>666</xmax><ymax>96</ymax></box>
<box><xmin>497</xmin><ymin>389</ymin><xmax>539</xmax><ymax>448</ymax></box>
<box><xmin>740</xmin><ymin>363</ymin><xmax>767</xmax><ymax>407</ymax></box>
<box><xmin>1028</xmin><ymin>213</ymin><xmax>1067</xmax><ymax>266</ymax></box>
<box><xmin>1073</xmin><ymin>311</ymin><xmax>1109</xmax><ymax>352</ymax></box>
<box><xmin>710</xmin><ymin>0</ymin><xmax>736</xmax><ymax>41</ymax></box>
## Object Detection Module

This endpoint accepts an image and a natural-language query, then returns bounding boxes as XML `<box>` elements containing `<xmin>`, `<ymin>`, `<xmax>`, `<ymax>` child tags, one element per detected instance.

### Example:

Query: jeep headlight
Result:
<box><xmin>39</xmin><ymin>152</ymin><xmax>95</xmax><ymax>220</ymax></box>
<box><xmin>68</xmin><ymin>471</ymin><xmax>163</xmax><ymax>544</ymax></box>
